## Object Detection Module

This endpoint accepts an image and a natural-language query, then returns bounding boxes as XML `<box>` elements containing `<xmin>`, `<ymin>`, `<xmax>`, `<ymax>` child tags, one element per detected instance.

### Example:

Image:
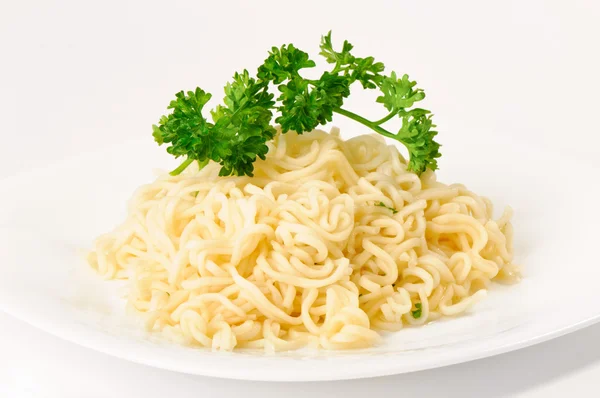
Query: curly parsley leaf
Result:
<box><xmin>397</xmin><ymin>109</ymin><xmax>441</xmax><ymax>173</ymax></box>
<box><xmin>275</xmin><ymin>77</ymin><xmax>320</xmax><ymax>133</ymax></box>
<box><xmin>153</xmin><ymin>71</ymin><xmax>275</xmax><ymax>177</ymax></box>
<box><xmin>257</xmin><ymin>44</ymin><xmax>316</xmax><ymax>84</ymax></box>
<box><xmin>319</xmin><ymin>31</ymin><xmax>355</xmax><ymax>66</ymax></box>
<box><xmin>275</xmin><ymin>71</ymin><xmax>352</xmax><ymax>134</ymax></box>
<box><xmin>152</xmin><ymin>88</ymin><xmax>214</xmax><ymax>162</ymax></box>
<box><xmin>377</xmin><ymin>72</ymin><xmax>426</xmax><ymax>111</ymax></box>
<box><xmin>154</xmin><ymin>32</ymin><xmax>441</xmax><ymax>177</ymax></box>
<box><xmin>319</xmin><ymin>31</ymin><xmax>384</xmax><ymax>88</ymax></box>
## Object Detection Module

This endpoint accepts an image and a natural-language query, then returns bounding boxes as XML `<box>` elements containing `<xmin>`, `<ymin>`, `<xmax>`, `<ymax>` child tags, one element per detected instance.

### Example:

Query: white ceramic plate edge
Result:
<box><xmin>1</xmin><ymin>301</ymin><xmax>598</xmax><ymax>381</ymax></box>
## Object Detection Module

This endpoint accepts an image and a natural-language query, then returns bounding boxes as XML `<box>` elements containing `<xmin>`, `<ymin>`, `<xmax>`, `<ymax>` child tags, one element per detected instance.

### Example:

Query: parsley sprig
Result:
<box><xmin>153</xmin><ymin>32</ymin><xmax>441</xmax><ymax>177</ymax></box>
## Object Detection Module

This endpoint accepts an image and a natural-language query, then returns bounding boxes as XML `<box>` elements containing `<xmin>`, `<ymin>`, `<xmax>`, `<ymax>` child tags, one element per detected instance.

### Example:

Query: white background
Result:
<box><xmin>1</xmin><ymin>0</ymin><xmax>600</xmax><ymax>396</ymax></box>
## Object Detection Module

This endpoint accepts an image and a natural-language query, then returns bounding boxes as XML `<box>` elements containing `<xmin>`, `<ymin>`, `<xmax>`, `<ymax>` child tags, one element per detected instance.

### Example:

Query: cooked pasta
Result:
<box><xmin>87</xmin><ymin>127</ymin><xmax>519</xmax><ymax>351</ymax></box>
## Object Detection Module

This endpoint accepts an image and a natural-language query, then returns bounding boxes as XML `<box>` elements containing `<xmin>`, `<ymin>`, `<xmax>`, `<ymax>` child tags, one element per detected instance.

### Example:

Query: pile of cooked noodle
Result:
<box><xmin>88</xmin><ymin>127</ymin><xmax>519</xmax><ymax>351</ymax></box>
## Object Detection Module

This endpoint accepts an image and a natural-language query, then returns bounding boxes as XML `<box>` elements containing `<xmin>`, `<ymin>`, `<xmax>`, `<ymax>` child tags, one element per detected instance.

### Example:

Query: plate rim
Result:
<box><xmin>2</xmin><ymin>302</ymin><xmax>598</xmax><ymax>381</ymax></box>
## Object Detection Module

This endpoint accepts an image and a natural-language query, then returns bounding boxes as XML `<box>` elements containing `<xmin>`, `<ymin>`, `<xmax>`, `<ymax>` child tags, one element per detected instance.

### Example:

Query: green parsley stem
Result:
<box><xmin>333</xmin><ymin>108</ymin><xmax>396</xmax><ymax>140</ymax></box>
<box><xmin>170</xmin><ymin>157</ymin><xmax>194</xmax><ymax>176</ymax></box>
<box><xmin>197</xmin><ymin>158</ymin><xmax>210</xmax><ymax>170</ymax></box>
<box><xmin>373</xmin><ymin>111</ymin><xmax>397</xmax><ymax>126</ymax></box>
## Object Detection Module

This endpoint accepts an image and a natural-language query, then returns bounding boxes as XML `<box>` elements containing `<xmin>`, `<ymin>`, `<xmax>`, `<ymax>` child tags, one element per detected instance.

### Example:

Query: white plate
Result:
<box><xmin>0</xmin><ymin>131</ymin><xmax>599</xmax><ymax>381</ymax></box>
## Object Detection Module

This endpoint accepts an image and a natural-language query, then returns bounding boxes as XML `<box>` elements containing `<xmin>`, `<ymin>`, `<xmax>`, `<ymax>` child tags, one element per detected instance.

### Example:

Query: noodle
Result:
<box><xmin>87</xmin><ymin>127</ymin><xmax>519</xmax><ymax>351</ymax></box>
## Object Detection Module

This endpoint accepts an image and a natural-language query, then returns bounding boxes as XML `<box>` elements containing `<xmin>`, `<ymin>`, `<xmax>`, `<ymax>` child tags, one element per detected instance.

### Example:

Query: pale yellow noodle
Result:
<box><xmin>87</xmin><ymin>128</ymin><xmax>520</xmax><ymax>351</ymax></box>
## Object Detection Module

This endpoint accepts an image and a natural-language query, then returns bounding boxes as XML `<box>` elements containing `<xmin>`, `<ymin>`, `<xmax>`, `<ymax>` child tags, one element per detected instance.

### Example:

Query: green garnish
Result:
<box><xmin>376</xmin><ymin>201</ymin><xmax>398</xmax><ymax>214</ymax></box>
<box><xmin>153</xmin><ymin>32</ymin><xmax>441</xmax><ymax>177</ymax></box>
<box><xmin>152</xmin><ymin>73</ymin><xmax>276</xmax><ymax>177</ymax></box>
<box><xmin>412</xmin><ymin>303</ymin><xmax>422</xmax><ymax>319</ymax></box>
